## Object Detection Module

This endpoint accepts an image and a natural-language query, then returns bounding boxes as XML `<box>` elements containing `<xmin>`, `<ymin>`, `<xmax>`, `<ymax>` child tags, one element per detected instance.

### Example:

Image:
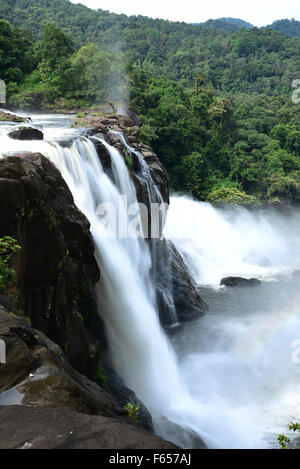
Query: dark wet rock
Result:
<box><xmin>101</xmin><ymin>361</ymin><xmax>154</xmax><ymax>433</ymax></box>
<box><xmin>0</xmin><ymin>305</ymin><xmax>178</xmax><ymax>449</ymax></box>
<box><xmin>8</xmin><ymin>126</ymin><xmax>43</xmax><ymax>141</ymax></box>
<box><xmin>151</xmin><ymin>239</ymin><xmax>207</xmax><ymax>327</ymax></box>
<box><xmin>0</xmin><ymin>406</ymin><xmax>178</xmax><ymax>449</ymax></box>
<box><xmin>0</xmin><ymin>304</ymin><xmax>120</xmax><ymax>416</ymax></box>
<box><xmin>90</xmin><ymin>134</ymin><xmax>112</xmax><ymax>171</ymax></box>
<box><xmin>156</xmin><ymin>416</ymin><xmax>207</xmax><ymax>449</ymax></box>
<box><xmin>221</xmin><ymin>277</ymin><xmax>262</xmax><ymax>287</ymax></box>
<box><xmin>0</xmin><ymin>153</ymin><xmax>100</xmax><ymax>377</ymax></box>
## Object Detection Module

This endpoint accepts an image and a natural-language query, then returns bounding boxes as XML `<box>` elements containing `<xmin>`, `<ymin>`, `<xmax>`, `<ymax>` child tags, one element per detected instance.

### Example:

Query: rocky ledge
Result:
<box><xmin>0</xmin><ymin>302</ymin><xmax>177</xmax><ymax>449</ymax></box>
<box><xmin>0</xmin><ymin>110</ymin><xmax>26</xmax><ymax>123</ymax></box>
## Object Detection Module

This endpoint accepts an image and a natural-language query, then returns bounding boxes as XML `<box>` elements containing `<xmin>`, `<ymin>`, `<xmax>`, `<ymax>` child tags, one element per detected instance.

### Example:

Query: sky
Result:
<box><xmin>70</xmin><ymin>0</ymin><xmax>300</xmax><ymax>27</ymax></box>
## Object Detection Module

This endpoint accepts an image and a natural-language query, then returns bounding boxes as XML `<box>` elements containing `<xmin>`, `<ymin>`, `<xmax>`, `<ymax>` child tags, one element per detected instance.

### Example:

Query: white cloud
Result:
<box><xmin>71</xmin><ymin>0</ymin><xmax>300</xmax><ymax>26</ymax></box>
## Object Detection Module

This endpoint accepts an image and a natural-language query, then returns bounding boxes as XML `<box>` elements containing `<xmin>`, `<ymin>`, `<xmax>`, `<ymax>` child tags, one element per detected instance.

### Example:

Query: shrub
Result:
<box><xmin>267</xmin><ymin>174</ymin><xmax>300</xmax><ymax>201</ymax></box>
<box><xmin>207</xmin><ymin>186</ymin><xmax>259</xmax><ymax>206</ymax></box>
<box><xmin>93</xmin><ymin>365</ymin><xmax>108</xmax><ymax>389</ymax></box>
<box><xmin>0</xmin><ymin>236</ymin><xmax>21</xmax><ymax>292</ymax></box>
<box><xmin>124</xmin><ymin>403</ymin><xmax>140</xmax><ymax>422</ymax></box>
<box><xmin>278</xmin><ymin>422</ymin><xmax>300</xmax><ymax>449</ymax></box>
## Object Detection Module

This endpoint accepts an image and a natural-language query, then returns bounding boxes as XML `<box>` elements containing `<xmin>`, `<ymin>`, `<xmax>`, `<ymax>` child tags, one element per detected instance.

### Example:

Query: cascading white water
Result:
<box><xmin>164</xmin><ymin>195</ymin><xmax>300</xmax><ymax>448</ymax></box>
<box><xmin>3</xmin><ymin>115</ymin><xmax>300</xmax><ymax>448</ymax></box>
<box><xmin>111</xmin><ymin>130</ymin><xmax>165</xmax><ymax>207</ymax></box>
<box><xmin>0</xmin><ymin>123</ymin><xmax>225</xmax><ymax>448</ymax></box>
<box><xmin>164</xmin><ymin>195</ymin><xmax>300</xmax><ymax>286</ymax></box>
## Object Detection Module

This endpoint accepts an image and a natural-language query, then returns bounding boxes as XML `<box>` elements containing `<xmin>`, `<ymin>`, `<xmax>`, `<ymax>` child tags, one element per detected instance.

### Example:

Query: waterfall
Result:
<box><xmin>164</xmin><ymin>194</ymin><xmax>300</xmax><ymax>449</ymax></box>
<box><xmin>164</xmin><ymin>195</ymin><xmax>298</xmax><ymax>285</ymax></box>
<box><xmin>0</xmin><ymin>123</ymin><xmax>280</xmax><ymax>449</ymax></box>
<box><xmin>110</xmin><ymin>130</ymin><xmax>164</xmax><ymax>207</ymax></box>
<box><xmin>0</xmin><ymin>130</ymin><xmax>211</xmax><ymax>447</ymax></box>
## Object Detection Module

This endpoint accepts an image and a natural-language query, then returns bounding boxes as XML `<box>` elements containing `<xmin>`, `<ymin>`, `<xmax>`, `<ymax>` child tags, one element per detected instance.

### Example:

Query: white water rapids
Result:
<box><xmin>1</xmin><ymin>115</ymin><xmax>300</xmax><ymax>448</ymax></box>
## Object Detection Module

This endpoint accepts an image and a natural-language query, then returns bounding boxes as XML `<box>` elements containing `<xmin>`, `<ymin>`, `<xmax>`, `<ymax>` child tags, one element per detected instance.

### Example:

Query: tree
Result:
<box><xmin>36</xmin><ymin>23</ymin><xmax>74</xmax><ymax>73</ymax></box>
<box><xmin>182</xmin><ymin>153</ymin><xmax>204</xmax><ymax>199</ymax></box>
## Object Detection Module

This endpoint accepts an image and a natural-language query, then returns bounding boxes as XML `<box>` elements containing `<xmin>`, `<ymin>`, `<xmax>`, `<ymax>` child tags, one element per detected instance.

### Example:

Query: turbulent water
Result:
<box><xmin>1</xmin><ymin>115</ymin><xmax>300</xmax><ymax>449</ymax></box>
<box><xmin>164</xmin><ymin>195</ymin><xmax>300</xmax><ymax>448</ymax></box>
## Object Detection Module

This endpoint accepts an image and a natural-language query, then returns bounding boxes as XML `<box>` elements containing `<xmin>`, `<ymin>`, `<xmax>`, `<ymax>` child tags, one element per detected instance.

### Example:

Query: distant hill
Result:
<box><xmin>202</xmin><ymin>18</ymin><xmax>254</xmax><ymax>31</ymax></box>
<box><xmin>265</xmin><ymin>19</ymin><xmax>300</xmax><ymax>37</ymax></box>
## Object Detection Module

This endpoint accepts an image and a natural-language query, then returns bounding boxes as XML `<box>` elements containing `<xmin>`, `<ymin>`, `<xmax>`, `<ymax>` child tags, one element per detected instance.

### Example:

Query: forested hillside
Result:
<box><xmin>1</xmin><ymin>0</ymin><xmax>300</xmax><ymax>91</ymax></box>
<box><xmin>1</xmin><ymin>0</ymin><xmax>300</xmax><ymax>204</ymax></box>
<box><xmin>267</xmin><ymin>19</ymin><xmax>300</xmax><ymax>37</ymax></box>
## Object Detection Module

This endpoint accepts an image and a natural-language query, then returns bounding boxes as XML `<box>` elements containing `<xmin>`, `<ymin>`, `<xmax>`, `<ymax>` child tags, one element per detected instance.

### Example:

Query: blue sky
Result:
<box><xmin>71</xmin><ymin>0</ymin><xmax>300</xmax><ymax>27</ymax></box>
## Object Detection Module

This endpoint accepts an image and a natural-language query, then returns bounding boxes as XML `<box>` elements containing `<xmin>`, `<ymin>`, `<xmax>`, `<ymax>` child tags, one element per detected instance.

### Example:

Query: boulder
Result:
<box><xmin>151</xmin><ymin>239</ymin><xmax>207</xmax><ymax>327</ymax></box>
<box><xmin>0</xmin><ymin>153</ymin><xmax>100</xmax><ymax>377</ymax></box>
<box><xmin>8</xmin><ymin>126</ymin><xmax>43</xmax><ymax>140</ymax></box>
<box><xmin>220</xmin><ymin>277</ymin><xmax>262</xmax><ymax>287</ymax></box>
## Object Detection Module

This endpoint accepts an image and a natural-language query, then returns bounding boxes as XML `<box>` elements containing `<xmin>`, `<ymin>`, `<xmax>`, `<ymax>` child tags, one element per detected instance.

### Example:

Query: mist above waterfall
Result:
<box><xmin>164</xmin><ymin>195</ymin><xmax>300</xmax><ymax>448</ymax></box>
<box><xmin>164</xmin><ymin>195</ymin><xmax>300</xmax><ymax>286</ymax></box>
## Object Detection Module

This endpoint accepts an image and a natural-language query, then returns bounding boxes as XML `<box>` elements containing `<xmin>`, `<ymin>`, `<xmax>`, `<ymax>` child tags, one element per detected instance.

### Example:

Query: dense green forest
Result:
<box><xmin>1</xmin><ymin>0</ymin><xmax>300</xmax><ymax>204</ymax></box>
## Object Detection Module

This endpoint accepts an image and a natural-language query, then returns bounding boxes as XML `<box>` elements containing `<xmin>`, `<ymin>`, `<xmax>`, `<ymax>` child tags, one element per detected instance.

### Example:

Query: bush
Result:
<box><xmin>0</xmin><ymin>236</ymin><xmax>21</xmax><ymax>292</ymax></box>
<box><xmin>267</xmin><ymin>174</ymin><xmax>300</xmax><ymax>201</ymax></box>
<box><xmin>207</xmin><ymin>186</ymin><xmax>259</xmax><ymax>206</ymax></box>
<box><xmin>93</xmin><ymin>365</ymin><xmax>108</xmax><ymax>389</ymax></box>
<box><xmin>278</xmin><ymin>422</ymin><xmax>300</xmax><ymax>449</ymax></box>
<box><xmin>124</xmin><ymin>403</ymin><xmax>140</xmax><ymax>422</ymax></box>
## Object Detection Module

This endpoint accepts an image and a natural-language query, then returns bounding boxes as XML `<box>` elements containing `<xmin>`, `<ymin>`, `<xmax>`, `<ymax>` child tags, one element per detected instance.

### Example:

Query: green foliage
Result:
<box><xmin>267</xmin><ymin>174</ymin><xmax>300</xmax><ymax>201</ymax></box>
<box><xmin>124</xmin><ymin>403</ymin><xmax>140</xmax><ymax>422</ymax></box>
<box><xmin>2</xmin><ymin>3</ymin><xmax>300</xmax><ymax>204</ymax></box>
<box><xmin>278</xmin><ymin>422</ymin><xmax>300</xmax><ymax>449</ymax></box>
<box><xmin>0</xmin><ymin>236</ymin><xmax>21</xmax><ymax>291</ymax></box>
<box><xmin>269</xmin><ymin>19</ymin><xmax>300</xmax><ymax>37</ymax></box>
<box><xmin>182</xmin><ymin>153</ymin><xmax>204</xmax><ymax>199</ymax></box>
<box><xmin>207</xmin><ymin>187</ymin><xmax>259</xmax><ymax>206</ymax></box>
<box><xmin>93</xmin><ymin>365</ymin><xmax>108</xmax><ymax>389</ymax></box>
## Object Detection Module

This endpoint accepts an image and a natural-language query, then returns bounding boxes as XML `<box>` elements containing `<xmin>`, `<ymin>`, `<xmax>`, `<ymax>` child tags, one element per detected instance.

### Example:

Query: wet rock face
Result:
<box><xmin>0</xmin><ymin>153</ymin><xmax>100</xmax><ymax>376</ymax></box>
<box><xmin>220</xmin><ymin>277</ymin><xmax>262</xmax><ymax>287</ymax></box>
<box><xmin>151</xmin><ymin>239</ymin><xmax>207</xmax><ymax>327</ymax></box>
<box><xmin>0</xmin><ymin>304</ymin><xmax>178</xmax><ymax>449</ymax></box>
